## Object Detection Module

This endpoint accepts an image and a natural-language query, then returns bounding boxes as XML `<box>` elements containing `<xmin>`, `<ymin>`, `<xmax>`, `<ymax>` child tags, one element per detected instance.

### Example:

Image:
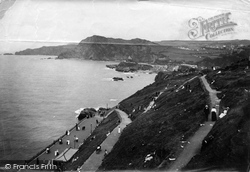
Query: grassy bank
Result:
<box><xmin>99</xmin><ymin>71</ymin><xmax>208</xmax><ymax>170</ymax></box>
<box><xmin>185</xmin><ymin>57</ymin><xmax>250</xmax><ymax>171</ymax></box>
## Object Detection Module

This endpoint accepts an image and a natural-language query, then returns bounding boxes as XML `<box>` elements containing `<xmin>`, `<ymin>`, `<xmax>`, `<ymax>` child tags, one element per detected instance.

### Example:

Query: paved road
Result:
<box><xmin>29</xmin><ymin>114</ymin><xmax>105</xmax><ymax>164</ymax></box>
<box><xmin>167</xmin><ymin>75</ymin><xmax>220</xmax><ymax>172</ymax></box>
<box><xmin>80</xmin><ymin>109</ymin><xmax>131</xmax><ymax>172</ymax></box>
<box><xmin>168</xmin><ymin>121</ymin><xmax>215</xmax><ymax>172</ymax></box>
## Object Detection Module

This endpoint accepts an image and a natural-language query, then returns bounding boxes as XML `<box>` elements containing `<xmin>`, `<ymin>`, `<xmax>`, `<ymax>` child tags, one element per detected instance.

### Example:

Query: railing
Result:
<box><xmin>26</xmin><ymin>109</ymin><xmax>113</xmax><ymax>164</ymax></box>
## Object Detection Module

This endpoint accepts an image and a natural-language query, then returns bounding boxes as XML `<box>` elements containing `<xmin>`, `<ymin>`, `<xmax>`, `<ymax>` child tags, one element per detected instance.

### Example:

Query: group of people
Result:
<box><xmin>204</xmin><ymin>105</ymin><xmax>229</xmax><ymax>121</ymax></box>
<box><xmin>42</xmin><ymin>113</ymin><xmax>112</xmax><ymax>160</ymax></box>
<box><xmin>44</xmin><ymin>122</ymin><xmax>90</xmax><ymax>157</ymax></box>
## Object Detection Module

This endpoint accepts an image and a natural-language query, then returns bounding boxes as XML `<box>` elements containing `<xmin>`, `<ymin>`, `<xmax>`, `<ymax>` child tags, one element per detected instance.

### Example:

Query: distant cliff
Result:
<box><xmin>15</xmin><ymin>44</ymin><xmax>77</xmax><ymax>56</ymax></box>
<box><xmin>57</xmin><ymin>35</ymin><xmax>160</xmax><ymax>62</ymax></box>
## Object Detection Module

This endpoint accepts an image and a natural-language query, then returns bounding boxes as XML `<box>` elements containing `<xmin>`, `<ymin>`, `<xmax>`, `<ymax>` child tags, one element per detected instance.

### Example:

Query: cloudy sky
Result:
<box><xmin>0</xmin><ymin>0</ymin><xmax>250</xmax><ymax>53</ymax></box>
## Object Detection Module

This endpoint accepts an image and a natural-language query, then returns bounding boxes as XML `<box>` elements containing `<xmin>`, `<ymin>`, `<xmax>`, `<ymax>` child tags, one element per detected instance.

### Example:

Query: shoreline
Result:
<box><xmin>27</xmin><ymin>107</ymin><xmax>115</xmax><ymax>164</ymax></box>
<box><xmin>0</xmin><ymin>56</ymin><xmax>157</xmax><ymax>163</ymax></box>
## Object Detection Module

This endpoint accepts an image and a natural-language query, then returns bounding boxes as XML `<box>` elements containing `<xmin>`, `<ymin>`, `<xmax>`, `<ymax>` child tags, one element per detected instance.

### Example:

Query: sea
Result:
<box><xmin>0</xmin><ymin>55</ymin><xmax>156</xmax><ymax>160</ymax></box>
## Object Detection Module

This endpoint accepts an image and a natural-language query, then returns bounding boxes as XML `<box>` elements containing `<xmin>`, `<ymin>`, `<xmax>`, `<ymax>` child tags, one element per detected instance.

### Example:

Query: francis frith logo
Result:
<box><xmin>188</xmin><ymin>12</ymin><xmax>237</xmax><ymax>40</ymax></box>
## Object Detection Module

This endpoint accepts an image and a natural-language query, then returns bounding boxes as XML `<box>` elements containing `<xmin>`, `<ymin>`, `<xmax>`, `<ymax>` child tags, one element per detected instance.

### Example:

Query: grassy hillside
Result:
<box><xmin>99</xmin><ymin>45</ymin><xmax>250</xmax><ymax>171</ymax></box>
<box><xmin>99</xmin><ymin>70</ymin><xmax>209</xmax><ymax>170</ymax></box>
<box><xmin>196</xmin><ymin>45</ymin><xmax>250</xmax><ymax>68</ymax></box>
<box><xmin>185</xmin><ymin>56</ymin><xmax>250</xmax><ymax>171</ymax></box>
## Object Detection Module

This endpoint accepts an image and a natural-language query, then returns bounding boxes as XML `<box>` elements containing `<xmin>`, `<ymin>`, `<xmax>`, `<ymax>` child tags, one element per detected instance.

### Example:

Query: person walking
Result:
<box><xmin>104</xmin><ymin>149</ymin><xmax>108</xmax><ymax>157</ymax></box>
<box><xmin>46</xmin><ymin>147</ymin><xmax>50</xmax><ymax>154</ymax></box>
<box><xmin>211</xmin><ymin>107</ymin><xmax>217</xmax><ymax>121</ymax></box>
<box><xmin>74</xmin><ymin>135</ymin><xmax>78</xmax><ymax>148</ymax></box>
<box><xmin>55</xmin><ymin>150</ymin><xmax>59</xmax><ymax>157</ymax></box>
<box><xmin>118</xmin><ymin>126</ymin><xmax>121</xmax><ymax>134</ymax></box>
<box><xmin>59</xmin><ymin>139</ymin><xmax>63</xmax><ymax>144</ymax></box>
<box><xmin>204</xmin><ymin>105</ymin><xmax>210</xmax><ymax>121</ymax></box>
<box><xmin>74</xmin><ymin>135</ymin><xmax>78</xmax><ymax>142</ymax></box>
<box><xmin>75</xmin><ymin>123</ymin><xmax>79</xmax><ymax>131</ymax></box>
<box><xmin>66</xmin><ymin>130</ymin><xmax>70</xmax><ymax>135</ymax></box>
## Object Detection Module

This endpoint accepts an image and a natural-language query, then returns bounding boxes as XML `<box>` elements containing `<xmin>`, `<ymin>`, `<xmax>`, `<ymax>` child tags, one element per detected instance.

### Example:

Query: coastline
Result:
<box><xmin>27</xmin><ymin>107</ymin><xmax>115</xmax><ymax>164</ymax></box>
<box><xmin>0</xmin><ymin>55</ymin><xmax>156</xmax><ymax>162</ymax></box>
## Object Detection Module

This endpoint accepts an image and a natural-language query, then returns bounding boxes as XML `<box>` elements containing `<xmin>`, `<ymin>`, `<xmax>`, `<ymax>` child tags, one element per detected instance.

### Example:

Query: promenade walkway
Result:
<box><xmin>80</xmin><ymin>109</ymin><xmax>131</xmax><ymax>172</ymax></box>
<box><xmin>167</xmin><ymin>75</ymin><xmax>221</xmax><ymax>172</ymax></box>
<box><xmin>29</xmin><ymin>110</ymin><xmax>116</xmax><ymax>164</ymax></box>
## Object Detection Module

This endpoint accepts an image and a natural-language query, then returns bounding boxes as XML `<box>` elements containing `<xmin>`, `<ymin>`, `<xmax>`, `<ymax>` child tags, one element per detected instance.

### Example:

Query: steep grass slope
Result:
<box><xmin>99</xmin><ymin>71</ymin><xmax>208</xmax><ymax>170</ymax></box>
<box><xmin>186</xmin><ymin>50</ymin><xmax>250</xmax><ymax>172</ymax></box>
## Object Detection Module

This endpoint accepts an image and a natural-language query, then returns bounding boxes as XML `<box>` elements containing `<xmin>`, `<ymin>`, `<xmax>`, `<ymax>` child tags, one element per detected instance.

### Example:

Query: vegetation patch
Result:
<box><xmin>99</xmin><ymin>73</ymin><xmax>208</xmax><ymax>170</ymax></box>
<box><xmin>185</xmin><ymin>50</ymin><xmax>250</xmax><ymax>171</ymax></box>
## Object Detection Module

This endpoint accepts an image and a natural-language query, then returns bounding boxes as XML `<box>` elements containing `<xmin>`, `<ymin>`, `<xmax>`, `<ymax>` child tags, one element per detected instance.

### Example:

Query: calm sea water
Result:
<box><xmin>0</xmin><ymin>55</ymin><xmax>156</xmax><ymax>160</ymax></box>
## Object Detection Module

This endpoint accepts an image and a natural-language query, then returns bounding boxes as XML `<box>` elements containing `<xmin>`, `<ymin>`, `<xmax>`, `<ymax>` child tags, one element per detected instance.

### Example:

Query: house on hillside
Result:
<box><xmin>173</xmin><ymin>64</ymin><xmax>198</xmax><ymax>72</ymax></box>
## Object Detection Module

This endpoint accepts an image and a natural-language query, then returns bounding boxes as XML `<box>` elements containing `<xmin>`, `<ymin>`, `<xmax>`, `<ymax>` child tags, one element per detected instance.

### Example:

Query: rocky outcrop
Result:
<box><xmin>78</xmin><ymin>108</ymin><xmax>96</xmax><ymax>121</ymax></box>
<box><xmin>57</xmin><ymin>35</ymin><xmax>159</xmax><ymax>62</ymax></box>
<box><xmin>113</xmin><ymin>77</ymin><xmax>124</xmax><ymax>81</ymax></box>
<box><xmin>107</xmin><ymin>61</ymin><xmax>153</xmax><ymax>72</ymax></box>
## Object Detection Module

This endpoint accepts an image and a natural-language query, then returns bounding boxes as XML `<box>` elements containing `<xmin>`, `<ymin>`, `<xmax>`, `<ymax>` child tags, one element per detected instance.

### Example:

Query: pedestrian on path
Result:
<box><xmin>59</xmin><ymin>139</ymin><xmax>63</xmax><ymax>144</ymax></box>
<box><xmin>204</xmin><ymin>105</ymin><xmax>210</xmax><ymax>121</ymax></box>
<box><xmin>74</xmin><ymin>135</ymin><xmax>78</xmax><ymax>142</ymax></box>
<box><xmin>55</xmin><ymin>150</ymin><xmax>59</xmax><ymax>157</ymax></box>
<box><xmin>104</xmin><ymin>149</ymin><xmax>108</xmax><ymax>157</ymax></box>
<box><xmin>46</xmin><ymin>147</ymin><xmax>50</xmax><ymax>154</ymax></box>
<box><xmin>118</xmin><ymin>126</ymin><xmax>121</xmax><ymax>134</ymax></box>
<box><xmin>66</xmin><ymin>130</ymin><xmax>70</xmax><ymax>135</ymax></box>
<box><xmin>211</xmin><ymin>107</ymin><xmax>217</xmax><ymax>121</ymax></box>
<box><xmin>76</xmin><ymin>123</ymin><xmax>79</xmax><ymax>131</ymax></box>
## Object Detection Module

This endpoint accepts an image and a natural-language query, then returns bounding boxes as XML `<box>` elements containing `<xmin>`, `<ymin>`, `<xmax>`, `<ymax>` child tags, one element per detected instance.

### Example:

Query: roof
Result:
<box><xmin>54</xmin><ymin>148</ymin><xmax>78</xmax><ymax>162</ymax></box>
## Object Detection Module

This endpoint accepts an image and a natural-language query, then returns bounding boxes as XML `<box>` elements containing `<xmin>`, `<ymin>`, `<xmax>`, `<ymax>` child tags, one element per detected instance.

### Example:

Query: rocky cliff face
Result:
<box><xmin>57</xmin><ymin>35</ymin><xmax>159</xmax><ymax>62</ymax></box>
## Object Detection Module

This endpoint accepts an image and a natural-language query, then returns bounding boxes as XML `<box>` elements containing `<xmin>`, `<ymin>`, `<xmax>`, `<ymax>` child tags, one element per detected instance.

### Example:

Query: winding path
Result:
<box><xmin>167</xmin><ymin>75</ymin><xmax>221</xmax><ymax>172</ymax></box>
<box><xmin>80</xmin><ymin>109</ymin><xmax>131</xmax><ymax>171</ymax></box>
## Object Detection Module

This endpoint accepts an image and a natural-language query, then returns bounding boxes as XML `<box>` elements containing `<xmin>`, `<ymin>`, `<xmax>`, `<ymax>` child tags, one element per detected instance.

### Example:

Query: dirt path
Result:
<box><xmin>200</xmin><ymin>75</ymin><xmax>221</xmax><ymax>120</ymax></box>
<box><xmin>80</xmin><ymin>109</ymin><xmax>131</xmax><ymax>172</ymax></box>
<box><xmin>167</xmin><ymin>75</ymin><xmax>221</xmax><ymax>172</ymax></box>
<box><xmin>176</xmin><ymin>76</ymin><xmax>198</xmax><ymax>92</ymax></box>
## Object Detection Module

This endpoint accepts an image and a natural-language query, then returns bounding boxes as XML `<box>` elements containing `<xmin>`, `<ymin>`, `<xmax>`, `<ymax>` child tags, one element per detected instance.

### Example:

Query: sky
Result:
<box><xmin>0</xmin><ymin>0</ymin><xmax>250</xmax><ymax>53</ymax></box>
